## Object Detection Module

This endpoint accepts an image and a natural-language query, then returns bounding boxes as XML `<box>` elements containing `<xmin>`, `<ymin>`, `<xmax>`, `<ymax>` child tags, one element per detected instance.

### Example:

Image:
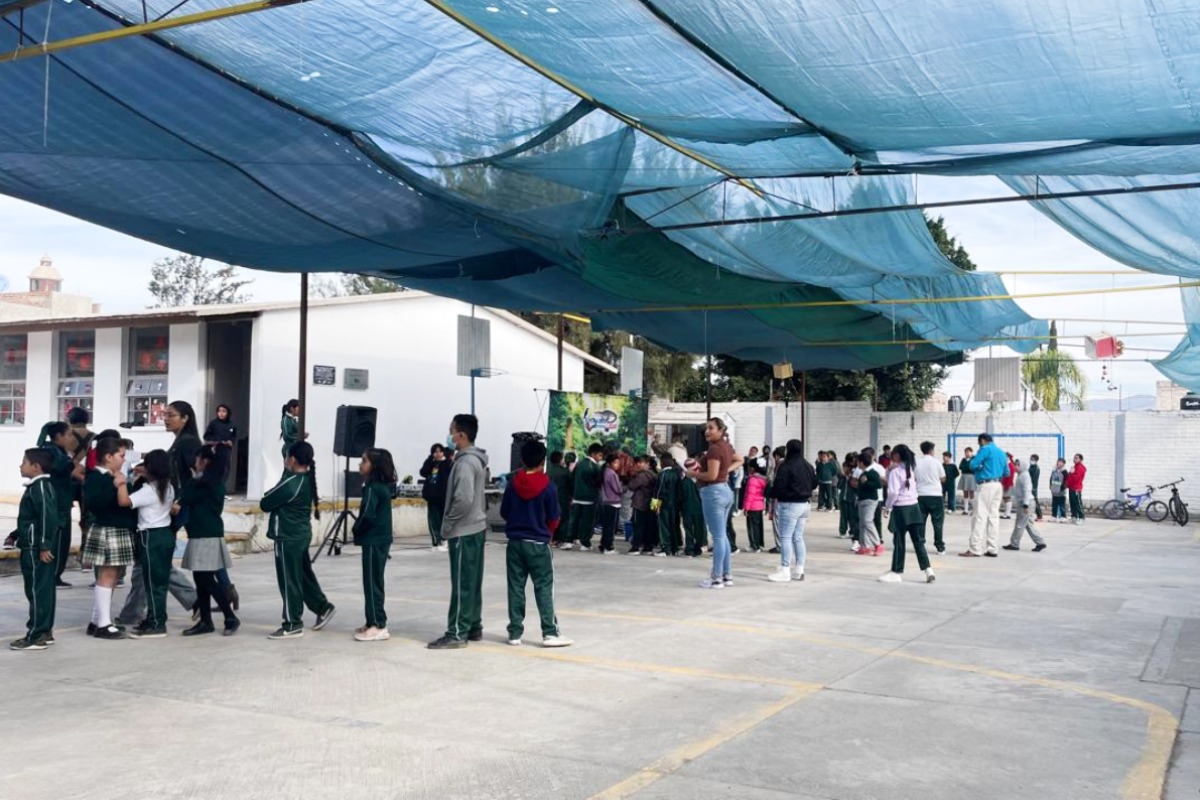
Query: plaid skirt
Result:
<box><xmin>82</xmin><ymin>525</ymin><xmax>134</xmax><ymax>567</ymax></box>
<box><xmin>959</xmin><ymin>474</ymin><xmax>977</xmax><ymax>491</ymax></box>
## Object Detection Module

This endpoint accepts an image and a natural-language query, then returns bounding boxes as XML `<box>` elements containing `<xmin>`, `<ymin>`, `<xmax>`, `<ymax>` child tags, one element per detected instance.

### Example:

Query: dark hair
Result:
<box><xmin>288</xmin><ymin>441</ymin><xmax>321</xmax><ymax>520</ymax></box>
<box><xmin>746</xmin><ymin>460</ymin><xmax>759</xmax><ymax>474</ymax></box>
<box><xmin>195</xmin><ymin>444</ymin><xmax>229</xmax><ymax>487</ymax></box>
<box><xmin>660</xmin><ymin>453</ymin><xmax>675</xmax><ymax>468</ymax></box>
<box><xmin>564</xmin><ymin>452</ymin><xmax>577</xmax><ymax>464</ymax></box>
<box><xmin>943</xmin><ymin>451</ymin><xmax>953</xmax><ymax>458</ymax></box>
<box><xmin>363</xmin><ymin>448</ymin><xmax>398</xmax><ymax>485</ymax></box>
<box><xmin>892</xmin><ymin>444</ymin><xmax>916</xmax><ymax>489</ymax></box>
<box><xmin>978</xmin><ymin>433</ymin><xmax>993</xmax><ymax>443</ymax></box>
<box><xmin>520</xmin><ymin>440</ymin><xmax>547</xmax><ymax>470</ymax></box>
<box><xmin>857</xmin><ymin>452</ymin><xmax>873</xmax><ymax>467</ymax></box>
<box><xmin>141</xmin><ymin>449</ymin><xmax>172</xmax><ymax>504</ymax></box>
<box><xmin>864</xmin><ymin>447</ymin><xmax>876</xmax><ymax>457</ymax></box>
<box><xmin>67</xmin><ymin>407</ymin><xmax>89</xmax><ymax>425</ymax></box>
<box><xmin>785</xmin><ymin>439</ymin><xmax>804</xmax><ymax>460</ymax></box>
<box><xmin>549</xmin><ymin>450</ymin><xmax>564</xmax><ymax>465</ymax></box>
<box><xmin>429</xmin><ymin>443</ymin><xmax>444</xmax><ymax>456</ymax></box>
<box><xmin>604</xmin><ymin>452</ymin><xmax>619</xmax><ymax>467</ymax></box>
<box><xmin>215</xmin><ymin>404</ymin><xmax>233</xmax><ymax>422</ymax></box>
<box><xmin>635</xmin><ymin>454</ymin><xmax>650</xmax><ymax>464</ymax></box>
<box><xmin>648</xmin><ymin>457</ymin><xmax>658</xmax><ymax>470</ymax></box>
<box><xmin>168</xmin><ymin>400</ymin><xmax>200</xmax><ymax>440</ymax></box>
<box><xmin>882</xmin><ymin>444</ymin><xmax>891</xmax><ymax>451</ymax></box>
<box><xmin>920</xmin><ymin>441</ymin><xmax>935</xmax><ymax>455</ymax></box>
<box><xmin>706</xmin><ymin>417</ymin><xmax>727</xmax><ymax>433</ymax></box>
<box><xmin>1074</xmin><ymin>453</ymin><xmax>1083</xmax><ymax>460</ymax></box>
<box><xmin>95</xmin><ymin>436</ymin><xmax>126</xmax><ymax>463</ymax></box>
<box><xmin>282</xmin><ymin>399</ymin><xmax>300</xmax><ymax>416</ymax></box>
<box><xmin>1030</xmin><ymin>454</ymin><xmax>1039</xmax><ymax>461</ymax></box>
<box><xmin>24</xmin><ymin>448</ymin><xmax>53</xmax><ymax>473</ymax></box>
<box><xmin>587</xmin><ymin>443</ymin><xmax>604</xmax><ymax>456</ymax></box>
<box><xmin>42</xmin><ymin>421</ymin><xmax>70</xmax><ymax>447</ymax></box>
<box><xmin>451</xmin><ymin>413</ymin><xmax>478</xmax><ymax>443</ymax></box>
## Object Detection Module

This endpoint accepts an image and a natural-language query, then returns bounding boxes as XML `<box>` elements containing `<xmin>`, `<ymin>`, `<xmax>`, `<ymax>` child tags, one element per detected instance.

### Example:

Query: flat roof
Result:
<box><xmin>0</xmin><ymin>291</ymin><xmax>617</xmax><ymax>374</ymax></box>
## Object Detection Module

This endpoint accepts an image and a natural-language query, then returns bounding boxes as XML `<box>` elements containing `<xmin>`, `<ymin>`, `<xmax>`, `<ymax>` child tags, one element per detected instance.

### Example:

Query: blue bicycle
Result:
<box><xmin>1103</xmin><ymin>485</ymin><xmax>1169</xmax><ymax>522</ymax></box>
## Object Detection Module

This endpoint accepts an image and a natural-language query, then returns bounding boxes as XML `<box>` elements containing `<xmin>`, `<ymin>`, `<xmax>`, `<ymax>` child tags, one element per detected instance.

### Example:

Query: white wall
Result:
<box><xmin>245</xmin><ymin>296</ymin><xmax>587</xmax><ymax>499</ymax></box>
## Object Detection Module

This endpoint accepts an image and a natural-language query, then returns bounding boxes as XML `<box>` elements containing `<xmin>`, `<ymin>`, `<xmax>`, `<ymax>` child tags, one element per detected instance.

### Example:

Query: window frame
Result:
<box><xmin>125</xmin><ymin>326</ymin><xmax>170</xmax><ymax>427</ymax></box>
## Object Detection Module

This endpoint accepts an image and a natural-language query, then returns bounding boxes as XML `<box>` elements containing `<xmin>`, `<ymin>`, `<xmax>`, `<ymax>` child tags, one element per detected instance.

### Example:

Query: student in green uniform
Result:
<box><xmin>679</xmin><ymin>466</ymin><xmax>707</xmax><ymax>557</ymax></box>
<box><xmin>118</xmin><ymin>450</ymin><xmax>176</xmax><ymax>639</ymax></box>
<box><xmin>501</xmin><ymin>439</ymin><xmax>571</xmax><ymax>648</ymax></box>
<box><xmin>353</xmin><ymin>448</ymin><xmax>396</xmax><ymax>642</ymax></box>
<box><xmin>837</xmin><ymin>455</ymin><xmax>857</xmax><ymax>540</ymax></box>
<box><xmin>428</xmin><ymin>414</ymin><xmax>490</xmax><ymax>650</ymax></box>
<box><xmin>559</xmin><ymin>443</ymin><xmax>603</xmax><ymax>550</ymax></box>
<box><xmin>10</xmin><ymin>448</ymin><xmax>58</xmax><ymax>651</ymax></box>
<box><xmin>942</xmin><ymin>452</ymin><xmax>960</xmax><ymax>512</ymax></box>
<box><xmin>279</xmin><ymin>399</ymin><xmax>304</xmax><ymax>463</ymax></box>
<box><xmin>177</xmin><ymin>445</ymin><xmax>238</xmax><ymax>636</ymax></box>
<box><xmin>41</xmin><ymin>422</ymin><xmax>78</xmax><ymax>587</ymax></box>
<box><xmin>82</xmin><ymin>437</ymin><xmax>137</xmax><ymax>639</ymax></box>
<box><xmin>262</xmin><ymin>442</ymin><xmax>334</xmax><ymax>639</ymax></box>
<box><xmin>816</xmin><ymin>452</ymin><xmax>838</xmax><ymax>511</ymax></box>
<box><xmin>547</xmin><ymin>451</ymin><xmax>573</xmax><ymax>533</ymax></box>
<box><xmin>655</xmin><ymin>454</ymin><xmax>683</xmax><ymax>556</ymax></box>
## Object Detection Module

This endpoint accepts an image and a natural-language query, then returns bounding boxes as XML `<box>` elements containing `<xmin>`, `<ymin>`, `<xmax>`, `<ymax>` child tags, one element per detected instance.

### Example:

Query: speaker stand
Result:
<box><xmin>314</xmin><ymin>455</ymin><xmax>355</xmax><ymax>562</ymax></box>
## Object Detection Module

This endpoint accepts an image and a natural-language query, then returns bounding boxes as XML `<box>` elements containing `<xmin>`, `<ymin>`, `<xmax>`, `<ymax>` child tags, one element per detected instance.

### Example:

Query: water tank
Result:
<box><xmin>948</xmin><ymin>395</ymin><xmax>965</xmax><ymax>412</ymax></box>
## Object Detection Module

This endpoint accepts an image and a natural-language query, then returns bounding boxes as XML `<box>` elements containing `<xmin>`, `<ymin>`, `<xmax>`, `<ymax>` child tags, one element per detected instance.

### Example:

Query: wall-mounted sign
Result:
<box><xmin>313</xmin><ymin>365</ymin><xmax>336</xmax><ymax>386</ymax></box>
<box><xmin>344</xmin><ymin>368</ymin><xmax>369</xmax><ymax>391</ymax></box>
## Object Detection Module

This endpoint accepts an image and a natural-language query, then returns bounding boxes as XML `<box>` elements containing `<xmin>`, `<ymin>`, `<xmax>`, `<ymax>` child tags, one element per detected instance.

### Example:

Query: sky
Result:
<box><xmin>0</xmin><ymin>176</ymin><xmax>1186</xmax><ymax>405</ymax></box>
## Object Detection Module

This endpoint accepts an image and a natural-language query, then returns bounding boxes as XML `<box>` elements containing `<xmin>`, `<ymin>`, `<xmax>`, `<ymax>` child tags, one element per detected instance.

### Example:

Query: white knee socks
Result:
<box><xmin>94</xmin><ymin>585</ymin><xmax>113</xmax><ymax>628</ymax></box>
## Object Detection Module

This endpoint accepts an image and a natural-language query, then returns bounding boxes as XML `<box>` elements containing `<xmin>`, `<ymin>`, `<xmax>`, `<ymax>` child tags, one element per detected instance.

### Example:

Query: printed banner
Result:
<box><xmin>546</xmin><ymin>390</ymin><xmax>649</xmax><ymax>456</ymax></box>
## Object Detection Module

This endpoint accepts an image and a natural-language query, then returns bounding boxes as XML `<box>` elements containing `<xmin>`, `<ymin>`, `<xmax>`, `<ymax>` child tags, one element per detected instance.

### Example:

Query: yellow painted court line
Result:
<box><xmin>552</xmin><ymin>606</ymin><xmax>1177</xmax><ymax>800</ymax></box>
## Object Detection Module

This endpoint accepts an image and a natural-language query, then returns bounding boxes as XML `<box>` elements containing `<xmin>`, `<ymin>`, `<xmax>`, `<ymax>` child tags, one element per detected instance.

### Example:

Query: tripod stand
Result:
<box><xmin>314</xmin><ymin>455</ymin><xmax>355</xmax><ymax>562</ymax></box>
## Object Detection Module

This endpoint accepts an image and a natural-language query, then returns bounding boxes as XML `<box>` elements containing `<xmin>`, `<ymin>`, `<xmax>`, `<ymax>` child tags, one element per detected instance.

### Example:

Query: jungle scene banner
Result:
<box><xmin>546</xmin><ymin>391</ymin><xmax>649</xmax><ymax>456</ymax></box>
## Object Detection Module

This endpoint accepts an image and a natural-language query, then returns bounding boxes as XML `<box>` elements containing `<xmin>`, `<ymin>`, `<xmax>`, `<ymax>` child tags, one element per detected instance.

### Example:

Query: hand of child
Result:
<box><xmin>171</xmin><ymin>503</ymin><xmax>181</xmax><ymax>515</ymax></box>
<box><xmin>112</xmin><ymin>473</ymin><xmax>126</xmax><ymax>488</ymax></box>
<box><xmin>39</xmin><ymin>549</ymin><xmax>53</xmax><ymax>563</ymax></box>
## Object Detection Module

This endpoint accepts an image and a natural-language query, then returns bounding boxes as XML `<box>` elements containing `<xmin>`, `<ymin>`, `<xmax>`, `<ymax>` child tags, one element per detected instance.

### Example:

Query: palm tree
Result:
<box><xmin>1022</xmin><ymin>323</ymin><xmax>1087</xmax><ymax>410</ymax></box>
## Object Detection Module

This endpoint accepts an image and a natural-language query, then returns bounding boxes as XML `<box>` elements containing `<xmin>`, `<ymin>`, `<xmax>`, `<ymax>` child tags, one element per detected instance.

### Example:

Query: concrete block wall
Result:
<box><xmin>1123</xmin><ymin>412</ymin><xmax>1200</xmax><ymax>499</ymax></box>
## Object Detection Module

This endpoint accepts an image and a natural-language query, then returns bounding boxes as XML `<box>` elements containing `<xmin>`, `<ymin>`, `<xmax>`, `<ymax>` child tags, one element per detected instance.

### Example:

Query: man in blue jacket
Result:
<box><xmin>962</xmin><ymin>433</ymin><xmax>1007</xmax><ymax>558</ymax></box>
<box><xmin>501</xmin><ymin>440</ymin><xmax>572</xmax><ymax>648</ymax></box>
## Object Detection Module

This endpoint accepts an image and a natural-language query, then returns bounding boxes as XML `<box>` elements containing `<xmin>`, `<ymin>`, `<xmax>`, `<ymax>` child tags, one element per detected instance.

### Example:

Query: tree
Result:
<box><xmin>310</xmin><ymin>273</ymin><xmax>404</xmax><ymax>298</ymax></box>
<box><xmin>148</xmin><ymin>253</ymin><xmax>252</xmax><ymax>308</ymax></box>
<box><xmin>1022</xmin><ymin>322</ymin><xmax>1086</xmax><ymax>410</ymax></box>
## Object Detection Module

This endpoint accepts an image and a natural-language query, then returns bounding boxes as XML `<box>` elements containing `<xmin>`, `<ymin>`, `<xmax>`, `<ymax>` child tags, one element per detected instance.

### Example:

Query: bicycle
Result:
<box><xmin>1103</xmin><ymin>485</ymin><xmax>1168</xmax><ymax>522</ymax></box>
<box><xmin>1159</xmin><ymin>479</ymin><xmax>1189</xmax><ymax>526</ymax></box>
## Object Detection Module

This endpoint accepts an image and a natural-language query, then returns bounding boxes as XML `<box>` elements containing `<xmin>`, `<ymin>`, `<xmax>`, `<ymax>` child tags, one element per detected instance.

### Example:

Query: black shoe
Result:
<box><xmin>984</xmin><ymin>552</ymin><xmax>999</xmax><ymax>558</ymax></box>
<box><xmin>267</xmin><ymin>626</ymin><xmax>303</xmax><ymax>639</ymax></box>
<box><xmin>86</xmin><ymin>623</ymin><xmax>97</xmax><ymax>637</ymax></box>
<box><xmin>94</xmin><ymin>625</ymin><xmax>125</xmax><ymax>640</ymax></box>
<box><xmin>467</xmin><ymin>629</ymin><xmax>483</xmax><ymax>642</ymax></box>
<box><xmin>116</xmin><ymin>579</ymin><xmax>125</xmax><ymax>587</ymax></box>
<box><xmin>55</xmin><ymin>579</ymin><xmax>71</xmax><ymax>589</ymax></box>
<box><xmin>43</xmin><ymin>634</ymin><xmax>55</xmax><ymax>646</ymax></box>
<box><xmin>1033</xmin><ymin>543</ymin><xmax>1047</xmax><ymax>552</ymax></box>
<box><xmin>313</xmin><ymin>605</ymin><xmax>336</xmax><ymax>631</ymax></box>
<box><xmin>223</xmin><ymin>618</ymin><xmax>241</xmax><ymax>636</ymax></box>
<box><xmin>1002</xmin><ymin>544</ymin><xmax>1020</xmax><ymax>551</ymax></box>
<box><xmin>768</xmin><ymin>547</ymin><xmax>781</xmax><ymax>553</ymax></box>
<box><xmin>227</xmin><ymin>585</ymin><xmax>240</xmax><ymax>611</ymax></box>
<box><xmin>129</xmin><ymin>626</ymin><xmax>167</xmax><ymax>639</ymax></box>
<box><xmin>10</xmin><ymin>636</ymin><xmax>47</xmax><ymax>651</ymax></box>
<box><xmin>182</xmin><ymin>622</ymin><xmax>215</xmax><ymax>637</ymax></box>
<box><xmin>427</xmin><ymin>635</ymin><xmax>467</xmax><ymax>650</ymax></box>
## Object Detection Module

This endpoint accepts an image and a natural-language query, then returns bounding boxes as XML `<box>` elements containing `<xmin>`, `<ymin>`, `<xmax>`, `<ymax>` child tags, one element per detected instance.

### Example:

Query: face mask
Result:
<box><xmin>446</xmin><ymin>435</ymin><xmax>456</xmax><ymax>450</ymax></box>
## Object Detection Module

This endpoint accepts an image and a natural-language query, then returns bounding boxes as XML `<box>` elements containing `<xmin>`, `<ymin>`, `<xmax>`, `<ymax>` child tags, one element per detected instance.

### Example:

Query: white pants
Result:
<box><xmin>968</xmin><ymin>481</ymin><xmax>1003</xmax><ymax>555</ymax></box>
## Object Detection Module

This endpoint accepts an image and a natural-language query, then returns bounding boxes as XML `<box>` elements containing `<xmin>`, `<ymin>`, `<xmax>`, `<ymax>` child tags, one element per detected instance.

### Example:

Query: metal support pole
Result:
<box><xmin>298</xmin><ymin>273</ymin><xmax>308</xmax><ymax>435</ymax></box>
<box><xmin>800</xmin><ymin>371</ymin><xmax>807</xmax><ymax>453</ymax></box>
<box><xmin>705</xmin><ymin>354</ymin><xmax>713</xmax><ymax>420</ymax></box>
<box><xmin>557</xmin><ymin>314</ymin><xmax>564</xmax><ymax>392</ymax></box>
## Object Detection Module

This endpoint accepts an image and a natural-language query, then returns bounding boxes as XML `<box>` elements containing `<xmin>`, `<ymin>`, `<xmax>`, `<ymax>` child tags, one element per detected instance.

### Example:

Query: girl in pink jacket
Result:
<box><xmin>743</xmin><ymin>462</ymin><xmax>769</xmax><ymax>552</ymax></box>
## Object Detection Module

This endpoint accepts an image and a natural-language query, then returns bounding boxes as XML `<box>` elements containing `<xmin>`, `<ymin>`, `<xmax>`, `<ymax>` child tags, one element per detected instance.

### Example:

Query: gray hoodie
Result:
<box><xmin>441</xmin><ymin>446</ymin><xmax>490</xmax><ymax>539</ymax></box>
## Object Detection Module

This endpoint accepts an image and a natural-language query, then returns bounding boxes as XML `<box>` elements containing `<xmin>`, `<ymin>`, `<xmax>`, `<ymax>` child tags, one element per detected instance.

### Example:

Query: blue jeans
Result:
<box><xmin>700</xmin><ymin>483</ymin><xmax>734</xmax><ymax>579</ymax></box>
<box><xmin>775</xmin><ymin>501</ymin><xmax>810</xmax><ymax>571</ymax></box>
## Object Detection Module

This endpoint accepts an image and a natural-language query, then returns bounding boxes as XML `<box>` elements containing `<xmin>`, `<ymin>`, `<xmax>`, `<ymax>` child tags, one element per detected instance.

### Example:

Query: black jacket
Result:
<box><xmin>769</xmin><ymin>457</ymin><xmax>817</xmax><ymax>502</ymax></box>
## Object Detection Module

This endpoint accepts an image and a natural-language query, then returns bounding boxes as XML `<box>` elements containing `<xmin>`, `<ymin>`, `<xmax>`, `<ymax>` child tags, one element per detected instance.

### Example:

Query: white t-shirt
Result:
<box><xmin>129</xmin><ymin>483</ymin><xmax>175</xmax><ymax>530</ymax></box>
<box><xmin>870</xmin><ymin>463</ymin><xmax>887</xmax><ymax>483</ymax></box>
<box><xmin>914</xmin><ymin>454</ymin><xmax>946</xmax><ymax>497</ymax></box>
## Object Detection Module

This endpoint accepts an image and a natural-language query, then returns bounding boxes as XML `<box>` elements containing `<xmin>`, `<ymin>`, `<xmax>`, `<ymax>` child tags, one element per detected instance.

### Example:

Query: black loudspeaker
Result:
<box><xmin>510</xmin><ymin>431</ymin><xmax>544</xmax><ymax>473</ymax></box>
<box><xmin>334</xmin><ymin>405</ymin><xmax>377</xmax><ymax>457</ymax></box>
<box><xmin>343</xmin><ymin>469</ymin><xmax>364</xmax><ymax>497</ymax></box>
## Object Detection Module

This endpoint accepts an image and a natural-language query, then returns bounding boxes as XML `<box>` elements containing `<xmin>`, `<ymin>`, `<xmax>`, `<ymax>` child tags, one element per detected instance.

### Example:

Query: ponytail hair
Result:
<box><xmin>288</xmin><ymin>441</ymin><xmax>320</xmax><ymax>520</ymax></box>
<box><xmin>363</xmin><ymin>448</ymin><xmax>398</xmax><ymax>486</ymax></box>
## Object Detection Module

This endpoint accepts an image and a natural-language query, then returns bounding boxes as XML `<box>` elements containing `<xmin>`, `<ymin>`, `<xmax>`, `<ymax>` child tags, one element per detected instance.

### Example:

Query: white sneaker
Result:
<box><xmin>924</xmin><ymin>568</ymin><xmax>936</xmax><ymax>583</ymax></box>
<box><xmin>851</xmin><ymin>542</ymin><xmax>861</xmax><ymax>552</ymax></box>
<box><xmin>578</xmin><ymin>545</ymin><xmax>592</xmax><ymax>551</ymax></box>
<box><xmin>767</xmin><ymin>567</ymin><xmax>791</xmax><ymax>583</ymax></box>
<box><xmin>436</xmin><ymin>543</ymin><xmax>448</xmax><ymax>552</ymax></box>
<box><xmin>791</xmin><ymin>569</ymin><xmax>804</xmax><ymax>581</ymax></box>
<box><xmin>542</xmin><ymin>635</ymin><xmax>573</xmax><ymax>648</ymax></box>
<box><xmin>354</xmin><ymin>626</ymin><xmax>391</xmax><ymax>642</ymax></box>
<box><xmin>699</xmin><ymin>577</ymin><xmax>725</xmax><ymax>589</ymax></box>
<box><xmin>877</xmin><ymin>572</ymin><xmax>903</xmax><ymax>583</ymax></box>
<box><xmin>507</xmin><ymin>638</ymin><xmax>522</xmax><ymax>646</ymax></box>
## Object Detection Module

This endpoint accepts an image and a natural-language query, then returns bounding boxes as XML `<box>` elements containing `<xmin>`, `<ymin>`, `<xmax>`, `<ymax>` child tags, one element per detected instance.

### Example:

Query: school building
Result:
<box><xmin>0</xmin><ymin>291</ymin><xmax>612</xmax><ymax>502</ymax></box>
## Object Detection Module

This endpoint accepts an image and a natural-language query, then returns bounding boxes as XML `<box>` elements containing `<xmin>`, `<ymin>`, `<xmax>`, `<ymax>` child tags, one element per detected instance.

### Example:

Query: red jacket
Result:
<box><xmin>1064</xmin><ymin>463</ymin><xmax>1086</xmax><ymax>492</ymax></box>
<box><xmin>743</xmin><ymin>474</ymin><xmax>768</xmax><ymax>512</ymax></box>
<box><xmin>1000</xmin><ymin>458</ymin><xmax>1015</xmax><ymax>489</ymax></box>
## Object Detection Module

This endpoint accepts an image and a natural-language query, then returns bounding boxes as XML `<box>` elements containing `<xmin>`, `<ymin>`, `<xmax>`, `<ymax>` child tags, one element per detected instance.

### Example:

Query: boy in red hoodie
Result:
<box><xmin>501</xmin><ymin>440</ymin><xmax>573</xmax><ymax>648</ymax></box>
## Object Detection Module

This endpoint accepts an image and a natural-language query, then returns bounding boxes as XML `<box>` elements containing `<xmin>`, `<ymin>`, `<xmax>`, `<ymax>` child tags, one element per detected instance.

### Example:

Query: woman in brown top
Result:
<box><xmin>688</xmin><ymin>417</ymin><xmax>742</xmax><ymax>588</ymax></box>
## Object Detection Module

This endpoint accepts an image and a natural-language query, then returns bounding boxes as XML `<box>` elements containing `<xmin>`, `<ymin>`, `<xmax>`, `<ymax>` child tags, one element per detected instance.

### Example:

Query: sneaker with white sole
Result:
<box><xmin>699</xmin><ymin>577</ymin><xmax>725</xmax><ymax>589</ymax></box>
<box><xmin>353</xmin><ymin>626</ymin><xmax>390</xmax><ymax>642</ymax></box>
<box><xmin>542</xmin><ymin>635</ymin><xmax>573</xmax><ymax>648</ymax></box>
<box><xmin>767</xmin><ymin>567</ymin><xmax>791</xmax><ymax>583</ymax></box>
<box><xmin>578</xmin><ymin>545</ymin><xmax>593</xmax><ymax>552</ymax></box>
<box><xmin>791</xmin><ymin>569</ymin><xmax>804</xmax><ymax>581</ymax></box>
<box><xmin>313</xmin><ymin>605</ymin><xmax>336</xmax><ymax>631</ymax></box>
<box><xmin>268</xmin><ymin>626</ymin><xmax>304</xmax><ymax>639</ymax></box>
<box><xmin>507</xmin><ymin>637</ymin><xmax>522</xmax><ymax>646</ymax></box>
<box><xmin>722</xmin><ymin>576</ymin><xmax>734</xmax><ymax>587</ymax></box>
<box><xmin>437</xmin><ymin>543</ymin><xmax>448</xmax><ymax>552</ymax></box>
<box><xmin>557</xmin><ymin>542</ymin><xmax>573</xmax><ymax>550</ymax></box>
<box><xmin>924</xmin><ymin>568</ymin><xmax>936</xmax><ymax>583</ymax></box>
<box><xmin>877</xmin><ymin>571</ymin><xmax>903</xmax><ymax>583</ymax></box>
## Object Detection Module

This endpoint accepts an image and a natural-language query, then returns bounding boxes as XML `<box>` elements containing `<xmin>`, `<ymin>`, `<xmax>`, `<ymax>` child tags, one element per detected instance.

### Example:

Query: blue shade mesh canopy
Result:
<box><xmin>17</xmin><ymin>0</ymin><xmax>1200</xmax><ymax>374</ymax></box>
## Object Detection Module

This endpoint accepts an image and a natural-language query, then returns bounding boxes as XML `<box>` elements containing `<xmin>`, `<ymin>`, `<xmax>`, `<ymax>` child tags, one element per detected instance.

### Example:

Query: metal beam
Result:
<box><xmin>0</xmin><ymin>0</ymin><xmax>313</xmax><ymax>63</ymax></box>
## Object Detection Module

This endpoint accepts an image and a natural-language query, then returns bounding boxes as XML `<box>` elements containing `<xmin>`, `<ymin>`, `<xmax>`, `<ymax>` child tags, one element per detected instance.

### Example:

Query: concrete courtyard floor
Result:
<box><xmin>2</xmin><ymin>509</ymin><xmax>1199</xmax><ymax>800</ymax></box>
